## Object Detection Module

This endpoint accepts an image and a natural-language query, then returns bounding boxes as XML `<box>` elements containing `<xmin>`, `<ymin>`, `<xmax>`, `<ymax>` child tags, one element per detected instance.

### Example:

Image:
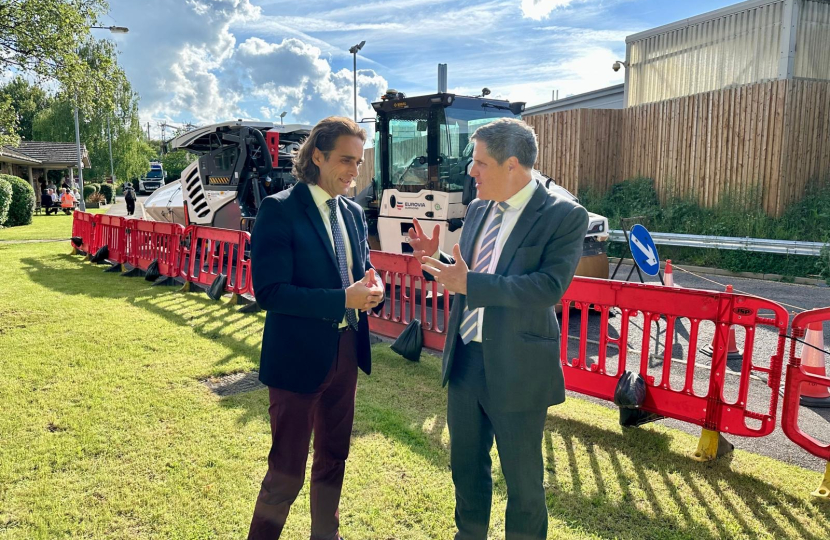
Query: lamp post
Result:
<box><xmin>279</xmin><ymin>111</ymin><xmax>287</xmax><ymax>126</ymax></box>
<box><xmin>348</xmin><ymin>41</ymin><xmax>365</xmax><ymax>122</ymax></box>
<box><xmin>74</xmin><ymin>25</ymin><xmax>129</xmax><ymax>210</ymax></box>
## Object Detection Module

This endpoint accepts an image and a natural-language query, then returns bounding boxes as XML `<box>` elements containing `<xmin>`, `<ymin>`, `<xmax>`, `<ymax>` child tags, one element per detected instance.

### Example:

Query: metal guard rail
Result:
<box><xmin>609</xmin><ymin>230</ymin><xmax>825</xmax><ymax>257</ymax></box>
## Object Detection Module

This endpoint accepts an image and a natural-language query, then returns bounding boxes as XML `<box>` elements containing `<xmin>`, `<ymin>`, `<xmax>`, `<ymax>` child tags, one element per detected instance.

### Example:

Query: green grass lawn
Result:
<box><xmin>0</xmin><ymin>209</ymin><xmax>108</xmax><ymax>243</ymax></box>
<box><xmin>1</xmin><ymin>225</ymin><xmax>829</xmax><ymax>539</ymax></box>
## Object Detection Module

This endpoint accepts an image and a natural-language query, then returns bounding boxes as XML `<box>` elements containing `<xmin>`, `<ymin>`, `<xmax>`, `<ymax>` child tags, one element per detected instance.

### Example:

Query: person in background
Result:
<box><xmin>60</xmin><ymin>188</ymin><xmax>75</xmax><ymax>215</ymax></box>
<box><xmin>41</xmin><ymin>189</ymin><xmax>57</xmax><ymax>215</ymax></box>
<box><xmin>124</xmin><ymin>184</ymin><xmax>137</xmax><ymax>216</ymax></box>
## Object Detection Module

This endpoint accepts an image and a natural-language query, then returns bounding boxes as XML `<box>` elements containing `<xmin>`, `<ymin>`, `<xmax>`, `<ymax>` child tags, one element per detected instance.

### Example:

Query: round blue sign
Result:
<box><xmin>628</xmin><ymin>224</ymin><xmax>660</xmax><ymax>276</ymax></box>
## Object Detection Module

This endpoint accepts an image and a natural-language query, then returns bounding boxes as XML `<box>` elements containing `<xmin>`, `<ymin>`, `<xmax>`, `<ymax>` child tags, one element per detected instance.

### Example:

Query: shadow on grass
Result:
<box><xmin>20</xmin><ymin>251</ymin><xmax>830</xmax><ymax>539</ymax></box>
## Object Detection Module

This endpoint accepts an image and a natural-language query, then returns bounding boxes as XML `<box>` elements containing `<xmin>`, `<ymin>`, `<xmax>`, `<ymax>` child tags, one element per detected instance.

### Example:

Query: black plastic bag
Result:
<box><xmin>391</xmin><ymin>319</ymin><xmax>423</xmax><ymax>362</ymax></box>
<box><xmin>144</xmin><ymin>259</ymin><xmax>161</xmax><ymax>282</ymax></box>
<box><xmin>613</xmin><ymin>370</ymin><xmax>646</xmax><ymax>409</ymax></box>
<box><xmin>619</xmin><ymin>408</ymin><xmax>664</xmax><ymax>427</ymax></box>
<box><xmin>207</xmin><ymin>273</ymin><xmax>227</xmax><ymax>300</ymax></box>
<box><xmin>91</xmin><ymin>245</ymin><xmax>109</xmax><ymax>264</ymax></box>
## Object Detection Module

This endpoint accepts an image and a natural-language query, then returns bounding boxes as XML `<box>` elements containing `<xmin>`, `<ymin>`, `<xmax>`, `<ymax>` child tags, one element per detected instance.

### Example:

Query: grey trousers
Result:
<box><xmin>447</xmin><ymin>338</ymin><xmax>548</xmax><ymax>540</ymax></box>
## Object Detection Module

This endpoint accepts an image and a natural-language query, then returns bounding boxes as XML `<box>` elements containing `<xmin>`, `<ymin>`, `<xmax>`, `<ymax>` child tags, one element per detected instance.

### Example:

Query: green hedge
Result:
<box><xmin>1</xmin><ymin>174</ymin><xmax>35</xmax><ymax>227</ymax></box>
<box><xmin>83</xmin><ymin>185</ymin><xmax>95</xmax><ymax>200</ymax></box>
<box><xmin>98</xmin><ymin>183</ymin><xmax>114</xmax><ymax>204</ymax></box>
<box><xmin>0</xmin><ymin>177</ymin><xmax>11</xmax><ymax>227</ymax></box>
<box><xmin>87</xmin><ymin>183</ymin><xmax>100</xmax><ymax>194</ymax></box>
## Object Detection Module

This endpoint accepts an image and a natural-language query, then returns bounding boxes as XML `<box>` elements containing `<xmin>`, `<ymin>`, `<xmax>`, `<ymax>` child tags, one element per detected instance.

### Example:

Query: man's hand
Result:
<box><xmin>345</xmin><ymin>269</ymin><xmax>383</xmax><ymax>311</ymax></box>
<box><xmin>421</xmin><ymin>244</ymin><xmax>468</xmax><ymax>295</ymax></box>
<box><xmin>408</xmin><ymin>217</ymin><xmax>440</xmax><ymax>264</ymax></box>
<box><xmin>358</xmin><ymin>268</ymin><xmax>384</xmax><ymax>311</ymax></box>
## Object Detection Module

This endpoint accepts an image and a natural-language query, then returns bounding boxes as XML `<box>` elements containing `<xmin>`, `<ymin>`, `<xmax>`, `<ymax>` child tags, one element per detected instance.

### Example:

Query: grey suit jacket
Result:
<box><xmin>437</xmin><ymin>179</ymin><xmax>589</xmax><ymax>412</ymax></box>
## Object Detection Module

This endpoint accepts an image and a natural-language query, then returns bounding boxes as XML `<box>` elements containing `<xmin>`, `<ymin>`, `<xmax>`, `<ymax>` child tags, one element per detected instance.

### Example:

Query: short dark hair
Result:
<box><xmin>471</xmin><ymin>118</ymin><xmax>538</xmax><ymax>169</ymax></box>
<box><xmin>292</xmin><ymin>116</ymin><xmax>366</xmax><ymax>184</ymax></box>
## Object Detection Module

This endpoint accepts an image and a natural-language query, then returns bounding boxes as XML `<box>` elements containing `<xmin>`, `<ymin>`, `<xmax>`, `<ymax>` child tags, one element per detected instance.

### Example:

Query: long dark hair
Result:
<box><xmin>292</xmin><ymin>116</ymin><xmax>366</xmax><ymax>184</ymax></box>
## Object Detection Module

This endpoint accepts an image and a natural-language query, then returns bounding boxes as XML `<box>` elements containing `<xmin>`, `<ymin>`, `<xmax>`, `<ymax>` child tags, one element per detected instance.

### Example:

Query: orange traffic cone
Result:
<box><xmin>799</xmin><ymin>321</ymin><xmax>830</xmax><ymax>407</ymax></box>
<box><xmin>663</xmin><ymin>259</ymin><xmax>676</xmax><ymax>287</ymax></box>
<box><xmin>699</xmin><ymin>285</ymin><xmax>743</xmax><ymax>365</ymax></box>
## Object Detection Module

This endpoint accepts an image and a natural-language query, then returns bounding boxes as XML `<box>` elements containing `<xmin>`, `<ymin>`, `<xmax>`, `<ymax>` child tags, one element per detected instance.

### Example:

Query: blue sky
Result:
<box><xmin>102</xmin><ymin>0</ymin><xmax>738</xmax><ymax>138</ymax></box>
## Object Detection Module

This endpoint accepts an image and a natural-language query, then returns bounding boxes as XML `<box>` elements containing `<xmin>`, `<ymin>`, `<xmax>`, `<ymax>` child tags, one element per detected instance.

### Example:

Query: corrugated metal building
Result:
<box><xmin>625</xmin><ymin>0</ymin><xmax>830</xmax><ymax>106</ymax></box>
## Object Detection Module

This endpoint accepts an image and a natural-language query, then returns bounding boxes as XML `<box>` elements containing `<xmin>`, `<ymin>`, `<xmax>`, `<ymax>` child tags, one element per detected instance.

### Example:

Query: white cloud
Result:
<box><xmin>520</xmin><ymin>0</ymin><xmax>576</xmax><ymax>20</ymax></box>
<box><xmin>234</xmin><ymin>37</ymin><xmax>387</xmax><ymax>124</ymax></box>
<box><xmin>110</xmin><ymin>0</ymin><xmax>387</xmax><ymax>138</ymax></box>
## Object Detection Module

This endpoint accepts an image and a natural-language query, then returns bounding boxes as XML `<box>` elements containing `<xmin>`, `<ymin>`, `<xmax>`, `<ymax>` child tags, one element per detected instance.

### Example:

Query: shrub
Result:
<box><xmin>83</xmin><ymin>185</ymin><xmax>96</xmax><ymax>200</ymax></box>
<box><xmin>98</xmin><ymin>183</ymin><xmax>114</xmax><ymax>204</ymax></box>
<box><xmin>86</xmin><ymin>192</ymin><xmax>106</xmax><ymax>205</ymax></box>
<box><xmin>0</xmin><ymin>176</ymin><xmax>11</xmax><ymax>227</ymax></box>
<box><xmin>87</xmin><ymin>183</ymin><xmax>100</xmax><ymax>194</ymax></box>
<box><xmin>1</xmin><ymin>174</ymin><xmax>35</xmax><ymax>227</ymax></box>
<box><xmin>579</xmin><ymin>176</ymin><xmax>830</xmax><ymax>280</ymax></box>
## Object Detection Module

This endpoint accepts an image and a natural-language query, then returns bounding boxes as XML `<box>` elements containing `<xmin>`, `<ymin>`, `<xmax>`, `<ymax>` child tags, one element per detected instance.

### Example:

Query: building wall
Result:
<box><xmin>626</xmin><ymin>0</ymin><xmax>785</xmax><ymax>106</ymax></box>
<box><xmin>794</xmin><ymin>0</ymin><xmax>830</xmax><ymax>81</ymax></box>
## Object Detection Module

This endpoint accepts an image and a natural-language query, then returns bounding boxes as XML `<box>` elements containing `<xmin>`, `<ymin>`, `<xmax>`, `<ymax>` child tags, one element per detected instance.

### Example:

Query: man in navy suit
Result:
<box><xmin>248</xmin><ymin>117</ymin><xmax>384</xmax><ymax>540</ymax></box>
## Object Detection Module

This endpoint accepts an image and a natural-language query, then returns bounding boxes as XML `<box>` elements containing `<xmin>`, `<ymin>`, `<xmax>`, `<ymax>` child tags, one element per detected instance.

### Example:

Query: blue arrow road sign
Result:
<box><xmin>628</xmin><ymin>224</ymin><xmax>660</xmax><ymax>276</ymax></box>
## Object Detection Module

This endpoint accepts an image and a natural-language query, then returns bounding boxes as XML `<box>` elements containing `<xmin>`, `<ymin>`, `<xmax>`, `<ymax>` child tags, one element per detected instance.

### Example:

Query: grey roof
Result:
<box><xmin>523</xmin><ymin>84</ymin><xmax>625</xmax><ymax>116</ymax></box>
<box><xmin>14</xmin><ymin>141</ymin><xmax>90</xmax><ymax>167</ymax></box>
<box><xmin>0</xmin><ymin>145</ymin><xmax>41</xmax><ymax>164</ymax></box>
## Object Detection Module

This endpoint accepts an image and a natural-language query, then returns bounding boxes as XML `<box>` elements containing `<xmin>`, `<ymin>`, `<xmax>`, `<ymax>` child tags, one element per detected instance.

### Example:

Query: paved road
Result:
<box><xmin>105</xmin><ymin>195</ymin><xmax>148</xmax><ymax>219</ymax></box>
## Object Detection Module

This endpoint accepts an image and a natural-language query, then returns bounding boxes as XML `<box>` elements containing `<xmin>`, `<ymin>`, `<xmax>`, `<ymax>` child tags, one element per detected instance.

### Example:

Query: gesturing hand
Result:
<box><xmin>421</xmin><ymin>244</ymin><xmax>468</xmax><ymax>295</ymax></box>
<box><xmin>407</xmin><ymin>217</ymin><xmax>440</xmax><ymax>264</ymax></box>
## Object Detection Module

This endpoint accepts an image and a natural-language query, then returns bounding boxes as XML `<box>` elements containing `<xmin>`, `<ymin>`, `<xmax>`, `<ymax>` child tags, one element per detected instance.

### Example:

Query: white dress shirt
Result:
<box><xmin>309</xmin><ymin>184</ymin><xmax>356</xmax><ymax>328</ymax></box>
<box><xmin>467</xmin><ymin>178</ymin><xmax>536</xmax><ymax>343</ymax></box>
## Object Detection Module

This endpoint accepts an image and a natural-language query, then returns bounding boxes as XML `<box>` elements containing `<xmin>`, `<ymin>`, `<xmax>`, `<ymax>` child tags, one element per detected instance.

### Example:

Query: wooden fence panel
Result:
<box><xmin>526</xmin><ymin>79</ymin><xmax>830</xmax><ymax>216</ymax></box>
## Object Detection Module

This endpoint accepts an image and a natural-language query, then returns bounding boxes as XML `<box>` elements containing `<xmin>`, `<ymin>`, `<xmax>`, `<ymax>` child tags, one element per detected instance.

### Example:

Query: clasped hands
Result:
<box><xmin>407</xmin><ymin>217</ymin><xmax>468</xmax><ymax>295</ymax></box>
<box><xmin>345</xmin><ymin>268</ymin><xmax>385</xmax><ymax>312</ymax></box>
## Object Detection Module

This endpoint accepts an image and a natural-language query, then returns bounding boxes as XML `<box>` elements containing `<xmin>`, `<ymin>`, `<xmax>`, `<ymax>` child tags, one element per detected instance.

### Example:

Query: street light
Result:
<box><xmin>74</xmin><ymin>24</ymin><xmax>129</xmax><ymax>210</ymax></box>
<box><xmin>348</xmin><ymin>40</ymin><xmax>365</xmax><ymax>122</ymax></box>
<box><xmin>279</xmin><ymin>111</ymin><xmax>287</xmax><ymax>126</ymax></box>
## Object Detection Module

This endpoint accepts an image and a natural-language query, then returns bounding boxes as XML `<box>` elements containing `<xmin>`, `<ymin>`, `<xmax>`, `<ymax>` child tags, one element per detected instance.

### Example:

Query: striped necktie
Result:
<box><xmin>459</xmin><ymin>202</ymin><xmax>510</xmax><ymax>344</ymax></box>
<box><xmin>326</xmin><ymin>198</ymin><xmax>359</xmax><ymax>330</ymax></box>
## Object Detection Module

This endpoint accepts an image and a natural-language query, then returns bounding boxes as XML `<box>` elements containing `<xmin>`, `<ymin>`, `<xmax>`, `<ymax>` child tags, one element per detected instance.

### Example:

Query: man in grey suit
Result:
<box><xmin>408</xmin><ymin>118</ymin><xmax>589</xmax><ymax>540</ymax></box>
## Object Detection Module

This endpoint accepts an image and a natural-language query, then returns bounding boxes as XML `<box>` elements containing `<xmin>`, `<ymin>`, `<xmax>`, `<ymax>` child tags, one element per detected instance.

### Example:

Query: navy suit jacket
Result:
<box><xmin>251</xmin><ymin>181</ymin><xmax>376</xmax><ymax>393</ymax></box>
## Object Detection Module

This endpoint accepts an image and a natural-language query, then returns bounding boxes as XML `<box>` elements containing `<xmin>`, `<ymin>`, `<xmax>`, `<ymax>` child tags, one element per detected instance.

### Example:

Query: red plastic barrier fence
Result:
<box><xmin>782</xmin><ymin>307</ymin><xmax>830</xmax><ymax>461</ymax></box>
<box><xmin>179</xmin><ymin>225</ymin><xmax>252</xmax><ymax>296</ymax></box>
<box><xmin>369</xmin><ymin>251</ymin><xmax>451</xmax><ymax>351</ymax></box>
<box><xmin>70</xmin><ymin>211</ymin><xmax>99</xmax><ymax>254</ymax></box>
<box><xmin>366</xmin><ymin>252</ymin><xmax>790</xmax><ymax>438</ymax></box>
<box><xmin>97</xmin><ymin>215</ymin><xmax>129</xmax><ymax>265</ymax></box>
<box><xmin>561</xmin><ymin>278</ymin><xmax>788</xmax><ymax>437</ymax></box>
<box><xmin>127</xmin><ymin>219</ymin><xmax>185</xmax><ymax>277</ymax></box>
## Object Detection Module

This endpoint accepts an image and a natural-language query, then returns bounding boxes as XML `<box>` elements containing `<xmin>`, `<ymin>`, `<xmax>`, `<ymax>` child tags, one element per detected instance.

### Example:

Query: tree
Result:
<box><xmin>29</xmin><ymin>39</ymin><xmax>156</xmax><ymax>183</ymax></box>
<box><xmin>161</xmin><ymin>150</ymin><xmax>196</xmax><ymax>182</ymax></box>
<box><xmin>0</xmin><ymin>0</ymin><xmax>116</xmax><ymax>145</ymax></box>
<box><xmin>0</xmin><ymin>77</ymin><xmax>52</xmax><ymax>141</ymax></box>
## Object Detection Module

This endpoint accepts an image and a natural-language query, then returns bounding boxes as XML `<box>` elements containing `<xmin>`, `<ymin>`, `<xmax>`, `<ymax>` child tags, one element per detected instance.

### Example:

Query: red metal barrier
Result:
<box><xmin>561</xmin><ymin>278</ymin><xmax>788</xmax><ymax>438</ymax></box>
<box><xmin>782</xmin><ymin>307</ymin><xmax>830</xmax><ymax>460</ymax></box>
<box><xmin>369</xmin><ymin>251</ymin><xmax>451</xmax><ymax>351</ymax></box>
<box><xmin>179</xmin><ymin>225</ymin><xmax>252</xmax><ymax>296</ymax></box>
<box><xmin>127</xmin><ymin>220</ymin><xmax>185</xmax><ymax>277</ymax></box>
<box><xmin>97</xmin><ymin>215</ymin><xmax>129</xmax><ymax>265</ymax></box>
<box><xmin>70</xmin><ymin>211</ymin><xmax>99</xmax><ymax>254</ymax></box>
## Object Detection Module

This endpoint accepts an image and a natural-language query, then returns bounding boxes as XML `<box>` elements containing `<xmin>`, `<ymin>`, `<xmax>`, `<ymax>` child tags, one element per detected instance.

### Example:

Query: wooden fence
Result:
<box><xmin>526</xmin><ymin>79</ymin><xmax>830</xmax><ymax>216</ymax></box>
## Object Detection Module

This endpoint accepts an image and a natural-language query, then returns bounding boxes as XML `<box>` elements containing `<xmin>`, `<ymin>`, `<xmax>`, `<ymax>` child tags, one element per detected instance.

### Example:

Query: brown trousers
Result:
<box><xmin>248</xmin><ymin>329</ymin><xmax>358</xmax><ymax>540</ymax></box>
